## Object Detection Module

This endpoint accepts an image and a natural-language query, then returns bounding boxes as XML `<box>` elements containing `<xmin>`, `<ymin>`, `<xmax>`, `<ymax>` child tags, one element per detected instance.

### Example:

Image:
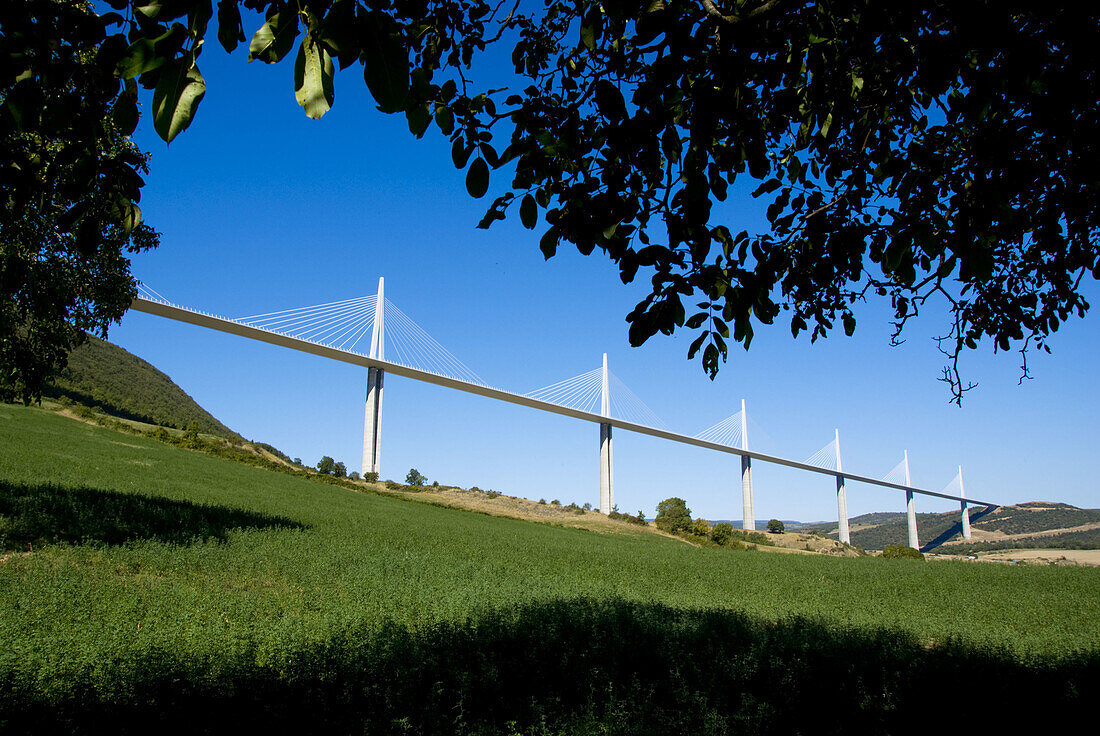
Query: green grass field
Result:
<box><xmin>1</xmin><ymin>403</ymin><xmax>1097</xmax><ymax>734</ymax></box>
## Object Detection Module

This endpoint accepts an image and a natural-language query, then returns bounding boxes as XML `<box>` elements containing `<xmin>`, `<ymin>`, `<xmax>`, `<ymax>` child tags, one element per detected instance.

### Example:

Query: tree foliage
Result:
<box><xmin>1</xmin><ymin>0</ymin><xmax>158</xmax><ymax>403</ymax></box>
<box><xmin>655</xmin><ymin>496</ymin><xmax>691</xmax><ymax>534</ymax></box>
<box><xmin>767</xmin><ymin>519</ymin><xmax>785</xmax><ymax>534</ymax></box>
<box><xmin>316</xmin><ymin>455</ymin><xmax>335</xmax><ymax>474</ymax></box>
<box><xmin>4</xmin><ymin>1</ymin><xmax>1099</xmax><ymax>402</ymax></box>
<box><xmin>405</xmin><ymin>467</ymin><xmax>426</xmax><ymax>486</ymax></box>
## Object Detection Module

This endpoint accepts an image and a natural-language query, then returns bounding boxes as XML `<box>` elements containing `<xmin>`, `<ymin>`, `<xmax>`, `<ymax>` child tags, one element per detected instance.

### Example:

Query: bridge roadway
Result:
<box><xmin>130</xmin><ymin>297</ymin><xmax>996</xmax><ymax>508</ymax></box>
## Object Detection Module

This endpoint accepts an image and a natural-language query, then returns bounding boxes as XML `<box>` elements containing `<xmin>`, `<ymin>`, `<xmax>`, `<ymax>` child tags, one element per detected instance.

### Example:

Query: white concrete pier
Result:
<box><xmin>599</xmin><ymin>353</ymin><xmax>614</xmax><ymax>514</ymax></box>
<box><xmin>740</xmin><ymin>399</ymin><xmax>754</xmax><ymax>531</ymax></box>
<box><xmin>835</xmin><ymin>429</ymin><xmax>850</xmax><ymax>544</ymax></box>
<box><xmin>904</xmin><ymin>450</ymin><xmax>919</xmax><ymax>549</ymax></box>
<box><xmin>362</xmin><ymin>277</ymin><xmax>385</xmax><ymax>476</ymax></box>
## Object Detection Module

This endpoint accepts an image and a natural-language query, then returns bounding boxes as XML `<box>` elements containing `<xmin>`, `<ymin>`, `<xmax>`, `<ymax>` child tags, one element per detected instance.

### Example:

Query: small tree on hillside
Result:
<box><xmin>333</xmin><ymin>462</ymin><xmax>347</xmax><ymax>478</ymax></box>
<box><xmin>767</xmin><ymin>519</ymin><xmax>785</xmax><ymax>534</ymax></box>
<box><xmin>348</xmin><ymin>471</ymin><xmax>360</xmax><ymax>480</ymax></box>
<box><xmin>316</xmin><ymin>456</ymin><xmax>336</xmax><ymax>475</ymax></box>
<box><xmin>711</xmin><ymin>522</ymin><xmax>734</xmax><ymax>546</ymax></box>
<box><xmin>406</xmin><ymin>468</ymin><xmax>426</xmax><ymax>486</ymax></box>
<box><xmin>655</xmin><ymin>498</ymin><xmax>692</xmax><ymax>534</ymax></box>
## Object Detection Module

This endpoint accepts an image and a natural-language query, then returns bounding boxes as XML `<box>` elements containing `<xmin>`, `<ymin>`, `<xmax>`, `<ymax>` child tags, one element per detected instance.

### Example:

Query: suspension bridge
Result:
<box><xmin>130</xmin><ymin>278</ymin><xmax>991</xmax><ymax>548</ymax></box>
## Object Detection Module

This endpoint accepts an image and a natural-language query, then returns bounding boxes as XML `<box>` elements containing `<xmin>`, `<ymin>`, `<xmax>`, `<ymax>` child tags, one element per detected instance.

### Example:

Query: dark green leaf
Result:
<box><xmin>540</xmin><ymin>227</ymin><xmax>559</xmax><ymax>259</ymax></box>
<box><xmin>216</xmin><ymin>0</ymin><xmax>245</xmax><ymax>53</ymax></box>
<box><xmin>451</xmin><ymin>137</ymin><xmax>472</xmax><ymax>168</ymax></box>
<box><xmin>520</xmin><ymin>194</ymin><xmax>537</xmax><ymax>229</ymax></box>
<box><xmin>466</xmin><ymin>157</ymin><xmax>489</xmax><ymax>198</ymax></box>
<box><xmin>248</xmin><ymin>11</ymin><xmax>299</xmax><ymax>64</ymax></box>
<box><xmin>434</xmin><ymin>105</ymin><xmax>455</xmax><ymax>135</ymax></box>
<box><xmin>361</xmin><ymin>11</ymin><xmax>409</xmax><ymax>113</ymax></box>
<box><xmin>152</xmin><ymin>57</ymin><xmax>205</xmax><ymax>143</ymax></box>
<box><xmin>595</xmin><ymin>80</ymin><xmax>626</xmax><ymax>120</ymax></box>
<box><xmin>405</xmin><ymin>103</ymin><xmax>430</xmax><ymax>137</ymax></box>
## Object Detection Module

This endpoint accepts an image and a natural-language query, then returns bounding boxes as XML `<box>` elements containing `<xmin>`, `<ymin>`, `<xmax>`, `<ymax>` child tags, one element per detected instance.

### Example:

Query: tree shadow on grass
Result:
<box><xmin>3</xmin><ymin>598</ymin><xmax>1095</xmax><ymax>735</ymax></box>
<box><xmin>0</xmin><ymin>480</ymin><xmax>305</xmax><ymax>551</ymax></box>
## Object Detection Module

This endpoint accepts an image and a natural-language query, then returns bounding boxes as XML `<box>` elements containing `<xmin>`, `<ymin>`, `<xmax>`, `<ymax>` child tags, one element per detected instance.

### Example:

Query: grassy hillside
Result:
<box><xmin>45</xmin><ymin>334</ymin><xmax>238</xmax><ymax>438</ymax></box>
<box><xmin>1</xmin><ymin>403</ymin><xmax>1097</xmax><ymax>734</ymax></box>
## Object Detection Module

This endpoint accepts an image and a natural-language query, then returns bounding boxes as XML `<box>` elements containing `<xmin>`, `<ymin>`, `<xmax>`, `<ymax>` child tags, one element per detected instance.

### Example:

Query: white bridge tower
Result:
<box><xmin>362</xmin><ymin>277</ymin><xmax>385</xmax><ymax>477</ymax></box>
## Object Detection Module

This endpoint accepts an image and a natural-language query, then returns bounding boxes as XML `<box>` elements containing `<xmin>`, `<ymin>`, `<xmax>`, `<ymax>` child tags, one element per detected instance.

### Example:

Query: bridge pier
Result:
<box><xmin>904</xmin><ymin>450</ymin><xmax>919</xmax><ymax>549</ymax></box>
<box><xmin>363</xmin><ymin>367</ymin><xmax>384</xmax><ymax>476</ymax></box>
<box><xmin>959</xmin><ymin>466</ymin><xmax>972</xmax><ymax>540</ymax></box>
<box><xmin>362</xmin><ymin>277</ymin><xmax>385</xmax><ymax>477</ymax></box>
<box><xmin>835</xmin><ymin>429</ymin><xmax>850</xmax><ymax>544</ymax></box>
<box><xmin>599</xmin><ymin>353</ymin><xmax>614</xmax><ymax>514</ymax></box>
<box><xmin>740</xmin><ymin>399</ymin><xmax>754</xmax><ymax>531</ymax></box>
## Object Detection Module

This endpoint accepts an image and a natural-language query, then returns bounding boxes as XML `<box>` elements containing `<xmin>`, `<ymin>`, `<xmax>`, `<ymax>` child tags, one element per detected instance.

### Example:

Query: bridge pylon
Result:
<box><xmin>362</xmin><ymin>277</ymin><xmax>385</xmax><ymax>477</ymax></box>
<box><xmin>959</xmin><ymin>466</ymin><xmax>972</xmax><ymax>540</ymax></box>
<box><xmin>740</xmin><ymin>399</ymin><xmax>754</xmax><ymax>531</ymax></box>
<box><xmin>904</xmin><ymin>450</ymin><xmax>919</xmax><ymax>549</ymax></box>
<box><xmin>835</xmin><ymin>429</ymin><xmax>850</xmax><ymax>545</ymax></box>
<box><xmin>599</xmin><ymin>353</ymin><xmax>614</xmax><ymax>514</ymax></box>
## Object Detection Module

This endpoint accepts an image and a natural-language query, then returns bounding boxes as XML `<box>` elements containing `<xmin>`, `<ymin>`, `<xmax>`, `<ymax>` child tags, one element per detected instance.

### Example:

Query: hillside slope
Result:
<box><xmin>807</xmin><ymin>503</ymin><xmax>1100</xmax><ymax>551</ymax></box>
<box><xmin>45</xmin><ymin>334</ymin><xmax>238</xmax><ymax>438</ymax></box>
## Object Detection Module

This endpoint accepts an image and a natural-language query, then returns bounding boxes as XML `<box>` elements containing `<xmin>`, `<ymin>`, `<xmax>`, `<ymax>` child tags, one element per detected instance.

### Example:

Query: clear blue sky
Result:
<box><xmin>107</xmin><ymin>36</ymin><xmax>1099</xmax><ymax>524</ymax></box>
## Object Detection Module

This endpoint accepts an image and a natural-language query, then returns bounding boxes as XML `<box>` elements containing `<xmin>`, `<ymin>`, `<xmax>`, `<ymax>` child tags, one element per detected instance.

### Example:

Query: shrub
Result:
<box><xmin>317</xmin><ymin>456</ymin><xmax>336</xmax><ymax>475</ymax></box>
<box><xmin>333</xmin><ymin>462</ymin><xmax>347</xmax><ymax>478</ymax></box>
<box><xmin>432</xmin><ymin>481</ymin><xmax>439</xmax><ymax>488</ymax></box>
<box><xmin>348</xmin><ymin>471</ymin><xmax>360</xmax><ymax>480</ymax></box>
<box><xmin>470</xmin><ymin>486</ymin><xmax>481</xmax><ymax>493</ymax></box>
<box><xmin>385</xmin><ymin>480</ymin><xmax>401</xmax><ymax>491</ymax></box>
<box><xmin>655</xmin><ymin>498</ymin><xmax>692</xmax><ymax>534</ymax></box>
<box><xmin>882</xmin><ymin>545</ymin><xmax>925</xmax><ymax>560</ymax></box>
<box><xmin>583</xmin><ymin>502</ymin><xmax>592</xmax><ymax>511</ymax></box>
<box><xmin>538</xmin><ymin>499</ymin><xmax>547</xmax><ymax>505</ymax></box>
<box><xmin>406</xmin><ymin>469</ymin><xmax>427</xmax><ymax>486</ymax></box>
<box><xmin>293</xmin><ymin>457</ymin><xmax>302</xmax><ymax>465</ymax></box>
<box><xmin>486</xmin><ymin>491</ymin><xmax>500</xmax><ymax>499</ymax></box>
<box><xmin>711</xmin><ymin>522</ymin><xmax>734</xmax><ymax>546</ymax></box>
<box><xmin>692</xmin><ymin>518</ymin><xmax>712</xmax><ymax>538</ymax></box>
<box><xmin>608</xmin><ymin>510</ymin><xmax>646</xmax><ymax>526</ymax></box>
<box><xmin>551</xmin><ymin>499</ymin><xmax>560</xmax><ymax>506</ymax></box>
<box><xmin>363</xmin><ymin>472</ymin><xmax>379</xmax><ymax>483</ymax></box>
<box><xmin>767</xmin><ymin>519</ymin><xmax>785</xmax><ymax>533</ymax></box>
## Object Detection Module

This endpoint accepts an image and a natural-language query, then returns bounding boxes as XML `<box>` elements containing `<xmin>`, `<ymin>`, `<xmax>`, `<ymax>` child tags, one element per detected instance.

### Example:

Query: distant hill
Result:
<box><xmin>45</xmin><ymin>335</ymin><xmax>239</xmax><ymax>439</ymax></box>
<box><xmin>805</xmin><ymin>503</ymin><xmax>1100</xmax><ymax>552</ymax></box>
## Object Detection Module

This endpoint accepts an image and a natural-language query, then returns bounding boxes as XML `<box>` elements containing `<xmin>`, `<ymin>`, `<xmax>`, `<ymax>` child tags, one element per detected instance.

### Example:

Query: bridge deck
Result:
<box><xmin>130</xmin><ymin>297</ymin><xmax>996</xmax><ymax>508</ymax></box>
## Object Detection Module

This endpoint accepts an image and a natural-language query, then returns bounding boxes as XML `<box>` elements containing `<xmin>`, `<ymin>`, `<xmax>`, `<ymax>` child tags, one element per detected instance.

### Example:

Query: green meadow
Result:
<box><xmin>1</xmin><ymin>403</ymin><xmax>1097</xmax><ymax>734</ymax></box>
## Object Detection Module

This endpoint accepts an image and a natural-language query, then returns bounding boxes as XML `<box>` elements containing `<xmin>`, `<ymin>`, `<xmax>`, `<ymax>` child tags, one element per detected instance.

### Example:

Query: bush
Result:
<box><xmin>711</xmin><ymin>522</ymin><xmax>734</xmax><ymax>546</ymax></box>
<box><xmin>655</xmin><ymin>498</ymin><xmax>692</xmax><ymax>534</ymax></box>
<box><xmin>348</xmin><ymin>471</ymin><xmax>360</xmax><ymax>480</ymax></box>
<box><xmin>486</xmin><ymin>491</ymin><xmax>500</xmax><ymax>499</ymax></box>
<box><xmin>608</xmin><ymin>509</ymin><xmax>646</xmax><ymax>526</ymax></box>
<box><xmin>691</xmin><ymin>518</ymin><xmax>712</xmax><ymax>538</ymax></box>
<box><xmin>363</xmin><ymin>471</ymin><xmax>379</xmax><ymax>483</ymax></box>
<box><xmin>406</xmin><ymin>469</ymin><xmax>426</xmax><ymax>486</ymax></box>
<box><xmin>470</xmin><ymin>486</ymin><xmax>481</xmax><ymax>493</ymax></box>
<box><xmin>538</xmin><ymin>499</ymin><xmax>547</xmax><ymax>505</ymax></box>
<box><xmin>550</xmin><ymin>499</ymin><xmax>560</xmax><ymax>506</ymax></box>
<box><xmin>333</xmin><ymin>462</ymin><xmax>347</xmax><ymax>478</ymax></box>
<box><xmin>767</xmin><ymin>519</ymin><xmax>785</xmax><ymax>533</ymax></box>
<box><xmin>583</xmin><ymin>502</ymin><xmax>591</xmax><ymax>511</ymax></box>
<box><xmin>317</xmin><ymin>456</ymin><xmax>336</xmax><ymax>475</ymax></box>
<box><xmin>882</xmin><ymin>544</ymin><xmax>925</xmax><ymax>560</ymax></box>
<box><xmin>432</xmin><ymin>481</ymin><xmax>439</xmax><ymax>488</ymax></box>
<box><xmin>293</xmin><ymin>457</ymin><xmax>302</xmax><ymax>465</ymax></box>
<box><xmin>385</xmin><ymin>480</ymin><xmax>401</xmax><ymax>491</ymax></box>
